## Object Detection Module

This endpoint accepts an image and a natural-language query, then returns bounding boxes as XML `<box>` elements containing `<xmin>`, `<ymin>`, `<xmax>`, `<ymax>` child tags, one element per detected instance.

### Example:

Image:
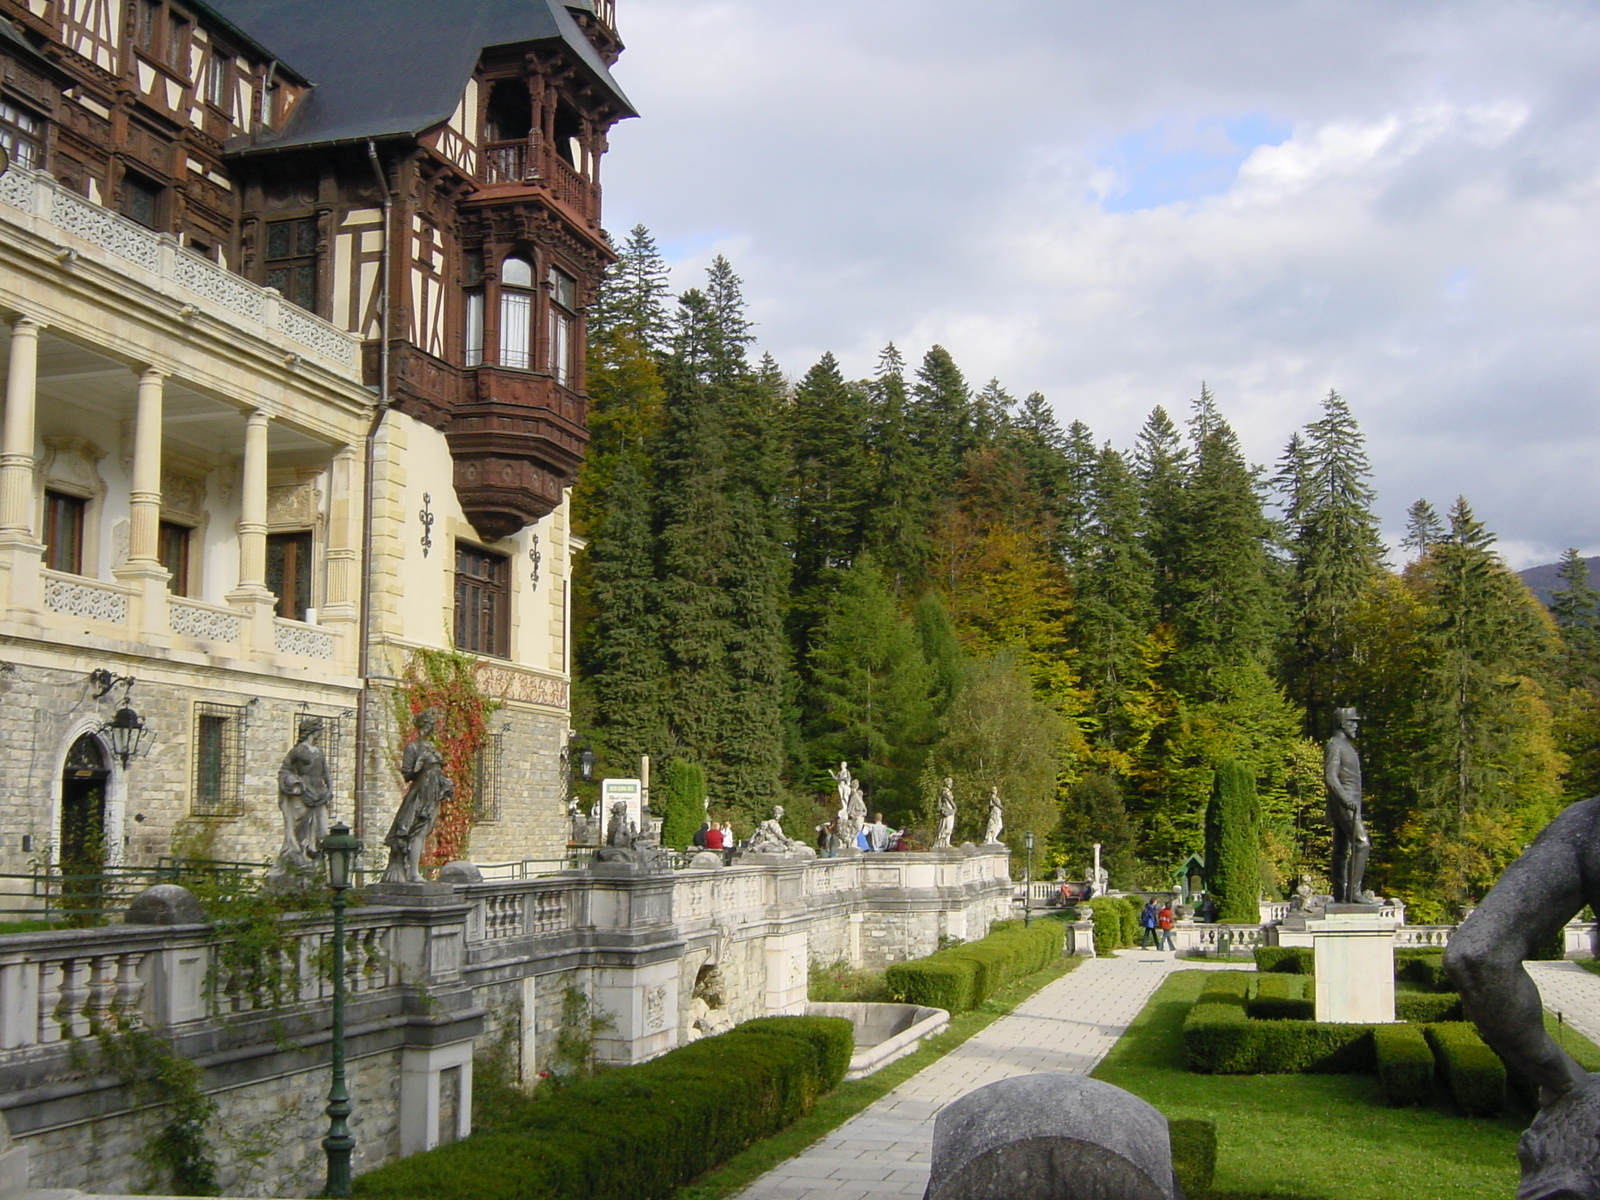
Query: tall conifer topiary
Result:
<box><xmin>1205</xmin><ymin>760</ymin><xmax>1261</xmax><ymax>923</ymax></box>
<box><xmin>659</xmin><ymin>758</ymin><xmax>707</xmax><ymax>850</ymax></box>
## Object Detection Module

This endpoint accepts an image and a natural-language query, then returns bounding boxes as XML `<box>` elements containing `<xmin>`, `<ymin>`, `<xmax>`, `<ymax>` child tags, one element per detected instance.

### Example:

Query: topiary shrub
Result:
<box><xmin>1247</xmin><ymin>973</ymin><xmax>1313</xmax><ymax>1021</ymax></box>
<box><xmin>658</xmin><ymin>758</ymin><xmax>707</xmax><ymax>850</ymax></box>
<box><xmin>1255</xmin><ymin>946</ymin><xmax>1314</xmax><ymax>974</ymax></box>
<box><xmin>1086</xmin><ymin>897</ymin><xmax>1131</xmax><ymax>954</ymax></box>
<box><xmin>885</xmin><ymin>922</ymin><xmax>1064</xmax><ymax>1013</ymax></box>
<box><xmin>1374</xmin><ymin>1025</ymin><xmax>1434</xmax><ymax>1107</ymax></box>
<box><xmin>1395</xmin><ymin>950</ymin><xmax>1451</xmax><ymax>992</ymax></box>
<box><xmin>1425</xmin><ymin>1022</ymin><xmax>1505</xmax><ymax>1117</ymax></box>
<box><xmin>1205</xmin><ymin>760</ymin><xmax>1262</xmax><ymax>924</ymax></box>
<box><xmin>1395</xmin><ymin>992</ymin><xmax>1462</xmax><ymax>1023</ymax></box>
<box><xmin>1184</xmin><ymin>977</ymin><xmax>1375</xmax><ymax>1075</ymax></box>
<box><xmin>884</xmin><ymin>957</ymin><xmax>979</xmax><ymax>1013</ymax></box>
<box><xmin>1168</xmin><ymin>1119</ymin><xmax>1217</xmax><ymax>1195</ymax></box>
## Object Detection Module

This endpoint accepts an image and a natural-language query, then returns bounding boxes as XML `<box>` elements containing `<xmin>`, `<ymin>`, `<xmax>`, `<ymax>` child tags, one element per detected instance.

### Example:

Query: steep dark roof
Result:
<box><xmin>210</xmin><ymin>0</ymin><xmax>634</xmax><ymax>153</ymax></box>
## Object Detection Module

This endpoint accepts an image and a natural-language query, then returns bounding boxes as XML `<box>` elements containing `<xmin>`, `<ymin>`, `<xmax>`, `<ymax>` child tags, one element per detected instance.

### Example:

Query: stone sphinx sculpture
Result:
<box><xmin>592</xmin><ymin>800</ymin><xmax>670</xmax><ymax>871</ymax></box>
<box><xmin>382</xmin><ymin>708</ymin><xmax>452</xmax><ymax>884</ymax></box>
<box><xmin>746</xmin><ymin>805</ymin><xmax>811</xmax><ymax>857</ymax></box>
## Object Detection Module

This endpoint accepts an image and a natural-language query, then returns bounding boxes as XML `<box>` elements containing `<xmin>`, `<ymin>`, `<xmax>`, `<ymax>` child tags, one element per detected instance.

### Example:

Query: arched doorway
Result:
<box><xmin>60</xmin><ymin>734</ymin><xmax>108</xmax><ymax>875</ymax></box>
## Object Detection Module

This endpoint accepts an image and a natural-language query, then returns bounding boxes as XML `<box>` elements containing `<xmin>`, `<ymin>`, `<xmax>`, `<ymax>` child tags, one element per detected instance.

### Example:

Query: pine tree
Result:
<box><xmin>1406</xmin><ymin>497</ymin><xmax>1563</xmax><ymax>903</ymax></box>
<box><xmin>909</xmin><ymin>345</ymin><xmax>975</xmax><ymax>485</ymax></box>
<box><xmin>862</xmin><ymin>344</ymin><xmax>932</xmax><ymax>591</ymax></box>
<box><xmin>1165</xmin><ymin>390</ymin><xmax>1282</xmax><ymax>698</ymax></box>
<box><xmin>1133</xmin><ymin>406</ymin><xmax>1190</xmax><ymax>623</ymax></box>
<box><xmin>1282</xmin><ymin>391</ymin><xmax>1386</xmax><ymax>733</ymax></box>
<box><xmin>1402</xmin><ymin>499</ymin><xmax>1444</xmax><ymax>560</ymax></box>
<box><xmin>1551</xmin><ymin>549</ymin><xmax>1600</xmax><ymax>799</ymax></box>
<box><xmin>1205</xmin><ymin>760</ymin><xmax>1262</xmax><ymax>922</ymax></box>
<box><xmin>589</xmin><ymin>224</ymin><xmax>671</xmax><ymax>352</ymax></box>
<box><xmin>1075</xmin><ymin>446</ymin><xmax>1157</xmax><ymax>753</ymax></box>
<box><xmin>806</xmin><ymin>557</ymin><xmax>939</xmax><ymax>813</ymax></box>
<box><xmin>1055</xmin><ymin>773</ymin><xmax>1138</xmax><ymax>886</ymax></box>
<box><xmin>1057</xmin><ymin>420</ymin><xmax>1100</xmax><ymax>569</ymax></box>
<box><xmin>789</xmin><ymin>352</ymin><xmax>871</xmax><ymax>600</ymax></box>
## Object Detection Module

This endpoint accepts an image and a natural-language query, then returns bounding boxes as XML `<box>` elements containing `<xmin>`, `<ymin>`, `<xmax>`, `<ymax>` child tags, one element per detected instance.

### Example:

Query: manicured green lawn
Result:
<box><xmin>1092</xmin><ymin>970</ymin><xmax>1535</xmax><ymax>1200</ymax></box>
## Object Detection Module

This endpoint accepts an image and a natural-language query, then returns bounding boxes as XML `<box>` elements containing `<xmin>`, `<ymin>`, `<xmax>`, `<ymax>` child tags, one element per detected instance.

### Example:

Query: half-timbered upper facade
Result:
<box><xmin>0</xmin><ymin>0</ymin><xmax>630</xmax><ymax>874</ymax></box>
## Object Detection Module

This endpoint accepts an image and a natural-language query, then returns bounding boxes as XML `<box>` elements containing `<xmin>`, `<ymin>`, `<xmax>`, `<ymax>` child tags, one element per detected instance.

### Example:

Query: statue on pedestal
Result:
<box><xmin>1324</xmin><ymin>706</ymin><xmax>1372</xmax><ymax>903</ymax></box>
<box><xmin>828</xmin><ymin>762</ymin><xmax>853</xmax><ymax>824</ymax></box>
<box><xmin>747</xmin><ymin>805</ymin><xmax>807</xmax><ymax>856</ymax></box>
<box><xmin>382</xmin><ymin>708</ymin><xmax>453</xmax><ymax>884</ymax></box>
<box><xmin>839</xmin><ymin>781</ymin><xmax>866</xmax><ymax>851</ymax></box>
<box><xmin>272</xmin><ymin>717</ymin><xmax>331</xmax><ymax>878</ymax></box>
<box><xmin>983</xmin><ymin>786</ymin><xmax>1004</xmax><ymax>845</ymax></box>
<box><xmin>933</xmin><ymin>777</ymin><xmax>956</xmax><ymax>849</ymax></box>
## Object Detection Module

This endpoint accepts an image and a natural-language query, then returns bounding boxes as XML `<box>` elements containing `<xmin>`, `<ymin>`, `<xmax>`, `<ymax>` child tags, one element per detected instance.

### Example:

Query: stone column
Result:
<box><xmin>0</xmin><ymin>318</ymin><xmax>44</xmax><ymax>540</ymax></box>
<box><xmin>321</xmin><ymin>443</ymin><xmax>360</xmax><ymax>636</ymax></box>
<box><xmin>125</xmin><ymin>369</ymin><xmax>165</xmax><ymax>567</ymax></box>
<box><xmin>114</xmin><ymin>367</ymin><xmax>171</xmax><ymax>639</ymax></box>
<box><xmin>228</xmin><ymin>409</ymin><xmax>277</xmax><ymax>653</ymax></box>
<box><xmin>235</xmin><ymin>409</ymin><xmax>270</xmax><ymax>593</ymax></box>
<box><xmin>0</xmin><ymin>318</ymin><xmax>46</xmax><ymax>612</ymax></box>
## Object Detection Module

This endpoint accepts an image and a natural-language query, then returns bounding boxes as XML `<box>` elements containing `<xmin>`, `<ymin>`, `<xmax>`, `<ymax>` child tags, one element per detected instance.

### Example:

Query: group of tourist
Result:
<box><xmin>813</xmin><ymin>813</ymin><xmax>899</xmax><ymax>856</ymax></box>
<box><xmin>691</xmin><ymin>820</ymin><xmax>738</xmax><ymax>853</ymax></box>
<box><xmin>1139</xmin><ymin>898</ymin><xmax>1178</xmax><ymax>951</ymax></box>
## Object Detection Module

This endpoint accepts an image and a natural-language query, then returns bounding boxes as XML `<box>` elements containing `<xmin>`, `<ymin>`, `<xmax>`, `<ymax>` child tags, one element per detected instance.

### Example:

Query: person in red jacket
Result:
<box><xmin>704</xmin><ymin>822</ymin><xmax>724</xmax><ymax>851</ymax></box>
<box><xmin>1157</xmin><ymin>900</ymin><xmax>1177</xmax><ymax>952</ymax></box>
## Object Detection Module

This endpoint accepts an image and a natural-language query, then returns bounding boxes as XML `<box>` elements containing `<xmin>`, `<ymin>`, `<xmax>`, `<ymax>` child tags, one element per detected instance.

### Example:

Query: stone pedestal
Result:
<box><xmin>1312</xmin><ymin>904</ymin><xmax>1397</xmax><ymax>1024</ymax></box>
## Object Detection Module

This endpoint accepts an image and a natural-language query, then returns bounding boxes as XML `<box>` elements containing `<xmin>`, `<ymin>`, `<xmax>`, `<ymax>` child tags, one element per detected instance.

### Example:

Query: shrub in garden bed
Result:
<box><xmin>1373</xmin><ymin>1025</ymin><xmax>1434</xmax><ymax>1106</ymax></box>
<box><xmin>1425</xmin><ymin>1022</ymin><xmax>1505</xmax><ymax>1117</ymax></box>
<box><xmin>885</xmin><ymin>920</ymin><xmax>1064</xmax><ymax>1013</ymax></box>
<box><xmin>1247</xmin><ymin>973</ymin><xmax>1314</xmax><ymax>1021</ymax></box>
<box><xmin>1254</xmin><ymin>946</ymin><xmax>1314</xmax><ymax>974</ymax></box>
<box><xmin>1395</xmin><ymin>991</ymin><xmax>1462</xmax><ymax>1023</ymax></box>
<box><xmin>1086</xmin><ymin>896</ymin><xmax>1139</xmax><ymax>953</ymax></box>
<box><xmin>1395</xmin><ymin>949</ymin><xmax>1452</xmax><ymax>993</ymax></box>
<box><xmin>352</xmin><ymin>1016</ymin><xmax>853</xmax><ymax>1200</ymax></box>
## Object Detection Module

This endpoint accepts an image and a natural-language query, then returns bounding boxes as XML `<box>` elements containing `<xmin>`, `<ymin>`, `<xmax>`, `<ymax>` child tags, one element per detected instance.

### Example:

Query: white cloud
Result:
<box><xmin>603</xmin><ymin>1</ymin><xmax>1600</xmax><ymax>567</ymax></box>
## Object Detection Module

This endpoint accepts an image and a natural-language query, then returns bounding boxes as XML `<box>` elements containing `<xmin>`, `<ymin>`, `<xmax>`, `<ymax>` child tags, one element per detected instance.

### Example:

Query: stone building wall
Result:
<box><xmin>18</xmin><ymin>1044</ymin><xmax>402</xmax><ymax>1199</ymax></box>
<box><xmin>0</xmin><ymin>658</ymin><xmax>360</xmax><ymax>880</ymax></box>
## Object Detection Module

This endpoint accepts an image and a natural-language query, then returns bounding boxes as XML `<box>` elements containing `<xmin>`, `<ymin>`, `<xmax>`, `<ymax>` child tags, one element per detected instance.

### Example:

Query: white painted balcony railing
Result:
<box><xmin>169</xmin><ymin>596</ymin><xmax>244</xmax><ymax>644</ymax></box>
<box><xmin>42</xmin><ymin>570</ymin><xmax>134</xmax><ymax>625</ymax></box>
<box><xmin>0</xmin><ymin>163</ymin><xmax>360</xmax><ymax>371</ymax></box>
<box><xmin>273</xmin><ymin>616</ymin><xmax>336</xmax><ymax>660</ymax></box>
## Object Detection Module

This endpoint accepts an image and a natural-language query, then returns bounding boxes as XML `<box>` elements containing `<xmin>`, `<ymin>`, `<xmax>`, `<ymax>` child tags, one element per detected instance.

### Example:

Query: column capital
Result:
<box><xmin>9</xmin><ymin>317</ymin><xmax>45</xmax><ymax>335</ymax></box>
<box><xmin>136</xmin><ymin>366</ymin><xmax>169</xmax><ymax>384</ymax></box>
<box><xmin>244</xmin><ymin>408</ymin><xmax>272</xmax><ymax>427</ymax></box>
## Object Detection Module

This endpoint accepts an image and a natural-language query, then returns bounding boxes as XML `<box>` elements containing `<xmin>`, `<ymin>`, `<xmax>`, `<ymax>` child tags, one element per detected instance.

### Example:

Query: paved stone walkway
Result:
<box><xmin>1526</xmin><ymin>960</ymin><xmax>1600</xmax><ymax>1049</ymax></box>
<box><xmin>734</xmin><ymin>951</ymin><xmax>1243</xmax><ymax>1200</ymax></box>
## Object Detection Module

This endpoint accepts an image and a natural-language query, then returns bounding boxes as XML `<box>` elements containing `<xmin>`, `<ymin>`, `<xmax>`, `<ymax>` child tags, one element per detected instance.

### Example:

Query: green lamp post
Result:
<box><xmin>321</xmin><ymin>822</ymin><xmax>361</xmax><ymax>1198</ymax></box>
<box><xmin>1024</xmin><ymin>830</ymin><xmax>1035</xmax><ymax>928</ymax></box>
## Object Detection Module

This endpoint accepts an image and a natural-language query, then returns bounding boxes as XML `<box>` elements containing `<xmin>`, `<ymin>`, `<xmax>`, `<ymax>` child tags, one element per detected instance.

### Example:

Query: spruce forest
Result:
<box><xmin>571</xmin><ymin>227</ymin><xmax>1600</xmax><ymax>922</ymax></box>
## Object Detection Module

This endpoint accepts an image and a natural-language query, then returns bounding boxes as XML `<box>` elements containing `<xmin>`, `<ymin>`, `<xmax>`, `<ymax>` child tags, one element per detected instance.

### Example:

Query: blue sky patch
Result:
<box><xmin>1095</xmin><ymin>114</ymin><xmax>1291</xmax><ymax>213</ymax></box>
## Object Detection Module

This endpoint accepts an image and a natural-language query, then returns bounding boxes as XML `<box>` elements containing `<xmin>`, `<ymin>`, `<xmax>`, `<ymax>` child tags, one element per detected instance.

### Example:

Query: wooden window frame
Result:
<box><xmin>43</xmin><ymin>490</ymin><xmax>86</xmax><ymax>575</ymax></box>
<box><xmin>264</xmin><ymin>216</ymin><xmax>319</xmax><ymax>312</ymax></box>
<box><xmin>454</xmin><ymin>543</ymin><xmax>510</xmax><ymax>658</ymax></box>
<box><xmin>266</xmin><ymin>529</ymin><xmax>314</xmax><ymax>621</ymax></box>
<box><xmin>159</xmin><ymin>519</ymin><xmax>192</xmax><ymax>596</ymax></box>
<box><xmin>0</xmin><ymin>98</ymin><xmax>45</xmax><ymax>171</ymax></box>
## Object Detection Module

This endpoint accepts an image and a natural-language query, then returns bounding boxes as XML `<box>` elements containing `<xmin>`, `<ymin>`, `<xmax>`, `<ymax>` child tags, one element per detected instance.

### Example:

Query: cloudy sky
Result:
<box><xmin>598</xmin><ymin>1</ymin><xmax>1600</xmax><ymax>568</ymax></box>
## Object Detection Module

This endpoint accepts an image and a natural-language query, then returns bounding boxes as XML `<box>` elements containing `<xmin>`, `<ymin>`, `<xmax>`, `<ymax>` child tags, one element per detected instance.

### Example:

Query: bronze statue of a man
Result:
<box><xmin>1324</xmin><ymin>706</ymin><xmax>1371</xmax><ymax>904</ymax></box>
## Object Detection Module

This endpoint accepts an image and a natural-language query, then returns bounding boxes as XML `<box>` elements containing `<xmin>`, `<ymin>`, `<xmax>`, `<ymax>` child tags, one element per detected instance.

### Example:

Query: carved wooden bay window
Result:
<box><xmin>0</xmin><ymin>99</ymin><xmax>45</xmax><ymax>170</ymax></box>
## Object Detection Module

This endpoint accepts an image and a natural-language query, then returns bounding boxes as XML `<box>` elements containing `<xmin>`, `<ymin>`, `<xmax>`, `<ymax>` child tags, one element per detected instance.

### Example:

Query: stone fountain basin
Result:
<box><xmin>806</xmin><ymin>1001</ymin><xmax>950</xmax><ymax>1080</ymax></box>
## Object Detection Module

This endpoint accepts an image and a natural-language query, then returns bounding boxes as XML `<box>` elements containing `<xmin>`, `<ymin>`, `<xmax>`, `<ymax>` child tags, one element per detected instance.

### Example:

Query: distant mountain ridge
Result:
<box><xmin>1518</xmin><ymin>555</ymin><xmax>1600</xmax><ymax>607</ymax></box>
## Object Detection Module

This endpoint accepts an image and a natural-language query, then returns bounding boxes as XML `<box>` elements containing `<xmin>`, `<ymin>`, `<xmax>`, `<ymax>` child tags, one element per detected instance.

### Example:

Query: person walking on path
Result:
<box><xmin>1157</xmin><ymin>900</ymin><xmax>1177</xmax><ymax>951</ymax></box>
<box><xmin>1140</xmin><ymin>898</ymin><xmax>1160</xmax><ymax>948</ymax></box>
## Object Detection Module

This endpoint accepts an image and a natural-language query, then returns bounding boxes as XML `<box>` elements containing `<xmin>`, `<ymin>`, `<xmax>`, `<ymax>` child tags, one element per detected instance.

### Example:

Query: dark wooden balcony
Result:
<box><xmin>477</xmin><ymin>139</ymin><xmax>599</xmax><ymax>224</ymax></box>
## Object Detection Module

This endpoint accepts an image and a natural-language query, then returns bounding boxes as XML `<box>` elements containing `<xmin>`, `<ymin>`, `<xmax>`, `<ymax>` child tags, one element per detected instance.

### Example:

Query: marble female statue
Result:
<box><xmin>840</xmin><ymin>780</ymin><xmax>867</xmax><ymax>850</ymax></box>
<box><xmin>983</xmin><ymin>786</ymin><xmax>1004</xmax><ymax>845</ymax></box>
<box><xmin>933</xmin><ymin>777</ymin><xmax>957</xmax><ymax>848</ymax></box>
<box><xmin>274</xmin><ymin>717</ymin><xmax>332</xmax><ymax>876</ymax></box>
<box><xmin>383</xmin><ymin>708</ymin><xmax>454</xmax><ymax>884</ymax></box>
<box><xmin>827</xmin><ymin>762</ymin><xmax>853</xmax><ymax>823</ymax></box>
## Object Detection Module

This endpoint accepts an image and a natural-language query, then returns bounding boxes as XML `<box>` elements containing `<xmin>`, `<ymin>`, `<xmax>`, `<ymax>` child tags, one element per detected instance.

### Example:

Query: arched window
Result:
<box><xmin>499</xmin><ymin>256</ymin><xmax>535</xmax><ymax>369</ymax></box>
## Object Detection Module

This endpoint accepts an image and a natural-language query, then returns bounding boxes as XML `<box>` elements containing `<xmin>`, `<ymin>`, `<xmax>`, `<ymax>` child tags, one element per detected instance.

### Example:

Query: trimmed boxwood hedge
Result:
<box><xmin>1425</xmin><ymin>1022</ymin><xmax>1505</xmax><ymax>1116</ymax></box>
<box><xmin>885</xmin><ymin>920</ymin><xmax>1065</xmax><ymax>1014</ymax></box>
<box><xmin>1253</xmin><ymin>946</ymin><xmax>1314</xmax><ymax>974</ymax></box>
<box><xmin>1395</xmin><ymin>949</ymin><xmax>1452</xmax><ymax>993</ymax></box>
<box><xmin>1395</xmin><ymin>991</ymin><xmax>1462</xmax><ymax>1023</ymax></box>
<box><xmin>1246</xmin><ymin>972</ymin><xmax>1314</xmax><ymax>1021</ymax></box>
<box><xmin>1374</xmin><ymin>1024</ymin><xmax>1434</xmax><ymax>1106</ymax></box>
<box><xmin>351</xmin><ymin>1015</ymin><xmax>853</xmax><ymax>1200</ymax></box>
<box><xmin>1085</xmin><ymin>896</ymin><xmax>1140</xmax><ymax>954</ymax></box>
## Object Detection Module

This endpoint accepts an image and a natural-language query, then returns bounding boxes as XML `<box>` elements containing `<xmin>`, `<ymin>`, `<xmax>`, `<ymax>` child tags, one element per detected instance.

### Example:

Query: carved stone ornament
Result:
<box><xmin>41</xmin><ymin>435</ymin><xmax>106</xmax><ymax>498</ymax></box>
<box><xmin>267</xmin><ymin>481</ymin><xmax>319</xmax><ymax>527</ymax></box>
